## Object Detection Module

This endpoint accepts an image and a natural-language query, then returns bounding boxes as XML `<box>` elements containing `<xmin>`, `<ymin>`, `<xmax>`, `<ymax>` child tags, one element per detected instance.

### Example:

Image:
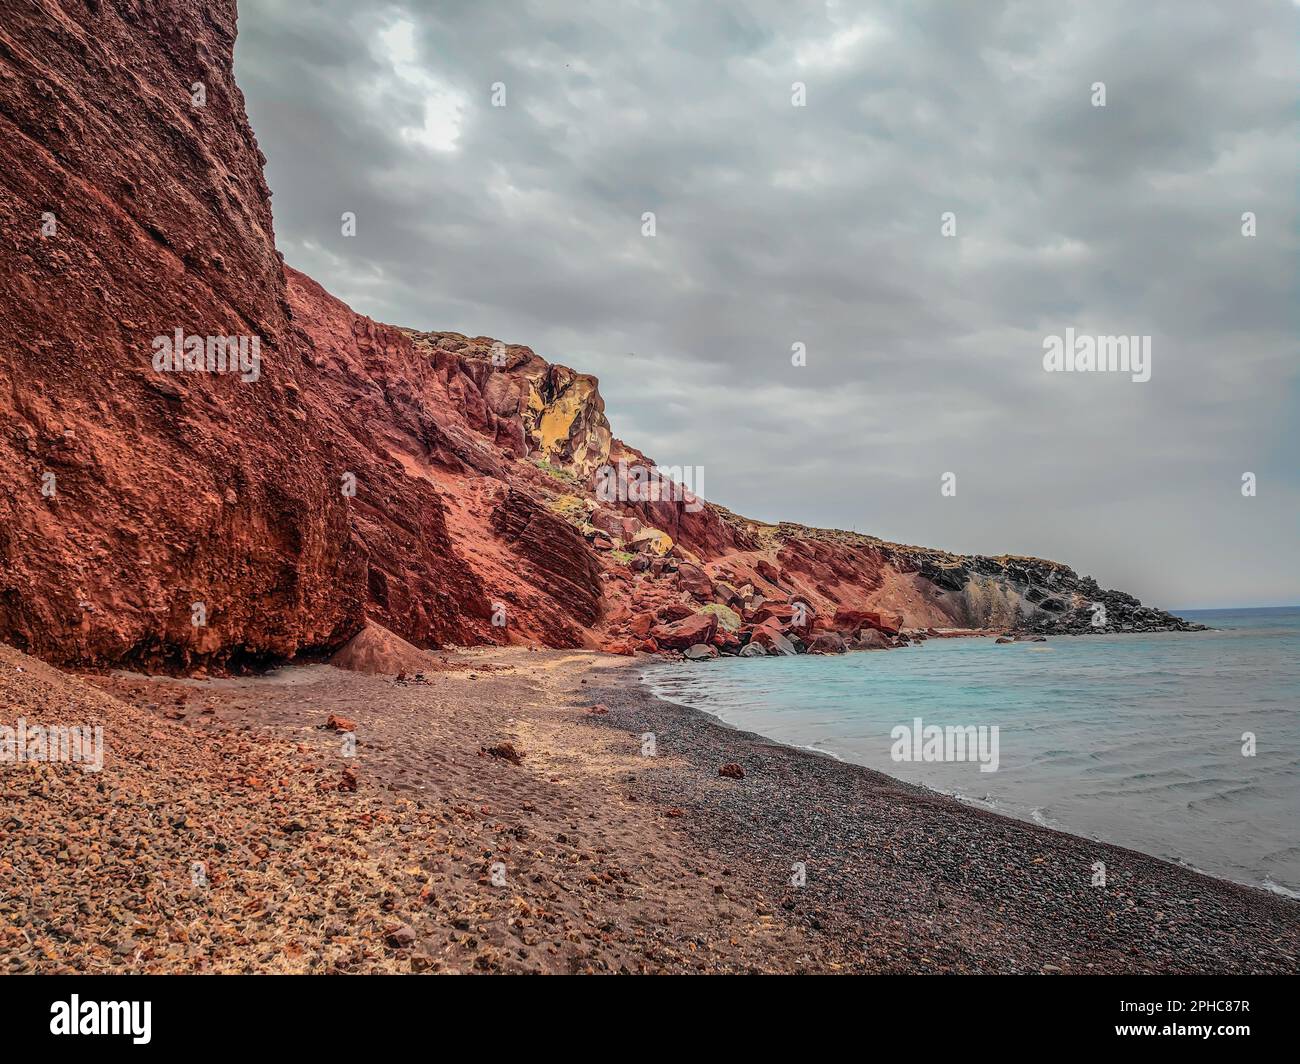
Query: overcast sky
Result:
<box><xmin>235</xmin><ymin>0</ymin><xmax>1297</xmax><ymax>609</ymax></box>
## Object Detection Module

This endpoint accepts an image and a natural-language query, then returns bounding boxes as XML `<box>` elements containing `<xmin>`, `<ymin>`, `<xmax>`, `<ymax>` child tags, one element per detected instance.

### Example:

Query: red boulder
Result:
<box><xmin>710</xmin><ymin>628</ymin><xmax>742</xmax><ymax>654</ymax></box>
<box><xmin>806</xmin><ymin>632</ymin><xmax>847</xmax><ymax>654</ymax></box>
<box><xmin>749</xmin><ymin>621</ymin><xmax>798</xmax><ymax>656</ymax></box>
<box><xmin>675</xmin><ymin>562</ymin><xmax>714</xmax><ymax>601</ymax></box>
<box><xmin>629</xmin><ymin>614</ymin><xmax>654</xmax><ymax>638</ymax></box>
<box><xmin>651</xmin><ymin>612</ymin><xmax>718</xmax><ymax>650</ymax></box>
<box><xmin>749</xmin><ymin>603</ymin><xmax>795</xmax><ymax>626</ymax></box>
<box><xmin>655</xmin><ymin>602</ymin><xmax>695</xmax><ymax>623</ymax></box>
<box><xmin>832</xmin><ymin>608</ymin><xmax>903</xmax><ymax>635</ymax></box>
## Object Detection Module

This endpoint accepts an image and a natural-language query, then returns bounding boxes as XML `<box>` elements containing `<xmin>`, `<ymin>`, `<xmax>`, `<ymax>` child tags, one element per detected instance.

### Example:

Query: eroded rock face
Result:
<box><xmin>489</xmin><ymin>489</ymin><xmax>603</xmax><ymax>636</ymax></box>
<box><xmin>0</xmin><ymin>0</ymin><xmax>592</xmax><ymax>667</ymax></box>
<box><xmin>527</xmin><ymin>368</ymin><xmax>612</xmax><ymax>476</ymax></box>
<box><xmin>0</xmin><ymin>0</ymin><xmax>1200</xmax><ymax>671</ymax></box>
<box><xmin>404</xmin><ymin>330</ymin><xmax>613</xmax><ymax>477</ymax></box>
<box><xmin>0</xmin><ymin>0</ymin><xmax>360</xmax><ymax>669</ymax></box>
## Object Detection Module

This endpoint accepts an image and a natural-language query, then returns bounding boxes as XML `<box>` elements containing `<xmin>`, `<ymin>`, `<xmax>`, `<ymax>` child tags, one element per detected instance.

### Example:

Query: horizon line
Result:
<box><xmin>1170</xmin><ymin>603</ymin><xmax>1299</xmax><ymax>612</ymax></box>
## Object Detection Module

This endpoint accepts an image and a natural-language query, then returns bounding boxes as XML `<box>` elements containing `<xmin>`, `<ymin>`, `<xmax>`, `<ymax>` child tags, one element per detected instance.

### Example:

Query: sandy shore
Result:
<box><xmin>2</xmin><ymin>643</ymin><xmax>1295</xmax><ymax>973</ymax></box>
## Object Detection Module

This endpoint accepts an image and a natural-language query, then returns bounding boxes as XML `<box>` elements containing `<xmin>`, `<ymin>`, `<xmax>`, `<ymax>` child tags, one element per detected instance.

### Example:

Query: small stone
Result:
<box><xmin>481</xmin><ymin>742</ymin><xmax>525</xmax><ymax>765</ymax></box>
<box><xmin>386</xmin><ymin>924</ymin><xmax>417</xmax><ymax>947</ymax></box>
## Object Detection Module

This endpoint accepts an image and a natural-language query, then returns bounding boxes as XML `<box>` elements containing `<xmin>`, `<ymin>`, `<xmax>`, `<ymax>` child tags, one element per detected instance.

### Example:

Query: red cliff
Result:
<box><xmin>0</xmin><ymin>0</ymin><xmax>1199</xmax><ymax>672</ymax></box>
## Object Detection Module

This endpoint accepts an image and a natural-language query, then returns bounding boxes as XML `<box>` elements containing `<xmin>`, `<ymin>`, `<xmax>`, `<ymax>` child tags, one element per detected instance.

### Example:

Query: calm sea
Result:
<box><xmin>645</xmin><ymin>607</ymin><xmax>1300</xmax><ymax>896</ymax></box>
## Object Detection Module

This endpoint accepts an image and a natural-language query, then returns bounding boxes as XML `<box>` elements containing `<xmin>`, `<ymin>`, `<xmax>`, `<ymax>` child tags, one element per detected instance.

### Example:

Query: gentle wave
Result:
<box><xmin>645</xmin><ymin>607</ymin><xmax>1300</xmax><ymax>895</ymax></box>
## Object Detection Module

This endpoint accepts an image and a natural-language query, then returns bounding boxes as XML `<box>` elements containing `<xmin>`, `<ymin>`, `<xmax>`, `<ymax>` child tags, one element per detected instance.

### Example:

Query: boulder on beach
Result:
<box><xmin>675</xmin><ymin>562</ymin><xmax>714</xmax><ymax>600</ymax></box>
<box><xmin>750</xmin><ymin>622</ymin><xmax>799</xmax><ymax>656</ymax></box>
<box><xmin>831</xmin><ymin>608</ymin><xmax>902</xmax><ymax>635</ymax></box>
<box><xmin>852</xmin><ymin>629</ymin><xmax>891</xmax><ymax>650</ymax></box>
<box><xmin>628</xmin><ymin>613</ymin><xmax>654</xmax><ymax>638</ymax></box>
<box><xmin>651</xmin><ymin>612</ymin><xmax>718</xmax><ymax>650</ymax></box>
<box><xmin>655</xmin><ymin>602</ymin><xmax>695</xmax><ymax>623</ymax></box>
<box><xmin>748</xmin><ymin>603</ymin><xmax>795</xmax><ymax>626</ymax></box>
<box><xmin>806</xmin><ymin>632</ymin><xmax>847</xmax><ymax>654</ymax></box>
<box><xmin>710</xmin><ymin>628</ymin><xmax>742</xmax><ymax>654</ymax></box>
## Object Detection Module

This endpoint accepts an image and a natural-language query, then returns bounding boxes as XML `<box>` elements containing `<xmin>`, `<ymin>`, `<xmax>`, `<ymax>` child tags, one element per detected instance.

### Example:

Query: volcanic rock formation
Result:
<box><xmin>0</xmin><ymin>0</ymin><xmax>1201</xmax><ymax>673</ymax></box>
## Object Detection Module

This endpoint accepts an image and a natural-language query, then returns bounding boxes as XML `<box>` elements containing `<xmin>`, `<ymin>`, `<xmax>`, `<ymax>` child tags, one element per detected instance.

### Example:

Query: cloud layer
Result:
<box><xmin>236</xmin><ymin>0</ymin><xmax>1298</xmax><ymax>608</ymax></box>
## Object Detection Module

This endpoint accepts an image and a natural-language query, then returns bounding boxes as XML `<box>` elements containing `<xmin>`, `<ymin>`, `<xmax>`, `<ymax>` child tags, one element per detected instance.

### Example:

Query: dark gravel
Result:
<box><xmin>581</xmin><ymin>659</ymin><xmax>1300</xmax><ymax>974</ymax></box>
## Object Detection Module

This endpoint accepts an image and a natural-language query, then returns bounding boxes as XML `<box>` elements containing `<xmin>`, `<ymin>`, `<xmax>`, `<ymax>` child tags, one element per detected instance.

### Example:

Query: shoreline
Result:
<box><xmin>642</xmin><ymin>658</ymin><xmax>1300</xmax><ymax>904</ymax></box>
<box><xmin>587</xmin><ymin>654</ymin><xmax>1298</xmax><ymax>972</ymax></box>
<box><xmin>640</xmin><ymin>649</ymin><xmax>1298</xmax><ymax>901</ymax></box>
<box><xmin>3</xmin><ymin>642</ymin><xmax>1295</xmax><ymax>974</ymax></box>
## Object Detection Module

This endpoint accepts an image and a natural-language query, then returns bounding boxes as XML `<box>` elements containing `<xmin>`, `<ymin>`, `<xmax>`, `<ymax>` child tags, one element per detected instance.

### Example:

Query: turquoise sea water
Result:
<box><xmin>645</xmin><ymin>607</ymin><xmax>1300</xmax><ymax>896</ymax></box>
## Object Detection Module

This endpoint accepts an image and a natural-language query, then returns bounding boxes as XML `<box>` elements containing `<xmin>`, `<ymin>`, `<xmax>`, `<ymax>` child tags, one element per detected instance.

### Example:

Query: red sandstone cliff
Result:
<box><xmin>0</xmin><ymin>0</ymin><xmax>1198</xmax><ymax>673</ymax></box>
